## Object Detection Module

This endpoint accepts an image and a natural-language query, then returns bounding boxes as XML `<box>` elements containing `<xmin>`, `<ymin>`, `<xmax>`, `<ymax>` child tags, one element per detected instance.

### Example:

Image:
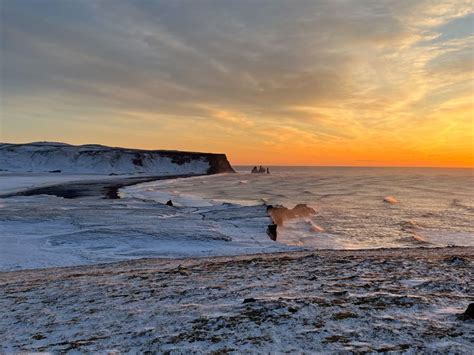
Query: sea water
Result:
<box><xmin>126</xmin><ymin>167</ymin><xmax>474</xmax><ymax>250</ymax></box>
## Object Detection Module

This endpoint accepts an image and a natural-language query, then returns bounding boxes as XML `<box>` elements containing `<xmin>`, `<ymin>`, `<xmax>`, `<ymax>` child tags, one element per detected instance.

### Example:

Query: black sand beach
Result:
<box><xmin>1</xmin><ymin>174</ymin><xmax>202</xmax><ymax>199</ymax></box>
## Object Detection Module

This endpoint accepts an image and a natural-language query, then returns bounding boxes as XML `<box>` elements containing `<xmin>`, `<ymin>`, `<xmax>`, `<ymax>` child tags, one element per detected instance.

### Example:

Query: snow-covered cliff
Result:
<box><xmin>0</xmin><ymin>142</ymin><xmax>235</xmax><ymax>175</ymax></box>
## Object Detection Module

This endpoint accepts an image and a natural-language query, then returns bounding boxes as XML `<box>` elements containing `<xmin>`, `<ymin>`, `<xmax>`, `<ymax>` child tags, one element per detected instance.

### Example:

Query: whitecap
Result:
<box><xmin>384</xmin><ymin>196</ymin><xmax>399</xmax><ymax>204</ymax></box>
<box><xmin>307</xmin><ymin>220</ymin><xmax>324</xmax><ymax>232</ymax></box>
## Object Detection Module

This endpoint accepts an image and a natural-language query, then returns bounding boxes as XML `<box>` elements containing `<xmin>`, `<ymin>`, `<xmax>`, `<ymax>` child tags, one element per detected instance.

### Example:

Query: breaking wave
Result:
<box><xmin>120</xmin><ymin>167</ymin><xmax>474</xmax><ymax>250</ymax></box>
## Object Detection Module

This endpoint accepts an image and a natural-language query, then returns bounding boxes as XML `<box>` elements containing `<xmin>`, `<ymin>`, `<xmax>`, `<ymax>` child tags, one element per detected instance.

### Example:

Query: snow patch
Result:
<box><xmin>0</xmin><ymin>142</ymin><xmax>233</xmax><ymax>175</ymax></box>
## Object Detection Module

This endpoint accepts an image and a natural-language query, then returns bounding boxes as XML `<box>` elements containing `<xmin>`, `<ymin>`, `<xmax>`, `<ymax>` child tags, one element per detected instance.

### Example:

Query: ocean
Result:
<box><xmin>125</xmin><ymin>166</ymin><xmax>474</xmax><ymax>250</ymax></box>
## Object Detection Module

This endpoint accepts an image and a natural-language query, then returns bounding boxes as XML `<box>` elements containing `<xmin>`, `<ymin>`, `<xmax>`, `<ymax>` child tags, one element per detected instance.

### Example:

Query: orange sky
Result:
<box><xmin>1</xmin><ymin>1</ymin><xmax>473</xmax><ymax>167</ymax></box>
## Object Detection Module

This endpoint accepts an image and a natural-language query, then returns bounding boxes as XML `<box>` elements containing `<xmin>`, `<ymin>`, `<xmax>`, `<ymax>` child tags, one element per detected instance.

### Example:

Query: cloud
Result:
<box><xmin>1</xmin><ymin>0</ymin><xmax>473</xmax><ymax>166</ymax></box>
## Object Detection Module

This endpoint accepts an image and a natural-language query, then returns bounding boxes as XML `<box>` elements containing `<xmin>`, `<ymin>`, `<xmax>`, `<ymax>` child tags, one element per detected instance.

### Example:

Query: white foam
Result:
<box><xmin>420</xmin><ymin>231</ymin><xmax>474</xmax><ymax>247</ymax></box>
<box><xmin>119</xmin><ymin>167</ymin><xmax>474</xmax><ymax>250</ymax></box>
<box><xmin>120</xmin><ymin>179</ymin><xmax>218</xmax><ymax>207</ymax></box>
<box><xmin>384</xmin><ymin>196</ymin><xmax>399</xmax><ymax>204</ymax></box>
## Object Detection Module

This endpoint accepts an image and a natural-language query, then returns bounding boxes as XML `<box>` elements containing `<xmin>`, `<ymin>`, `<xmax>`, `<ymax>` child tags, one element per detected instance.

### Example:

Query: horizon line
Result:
<box><xmin>3</xmin><ymin>141</ymin><xmax>472</xmax><ymax>170</ymax></box>
<box><xmin>233</xmin><ymin>164</ymin><xmax>474</xmax><ymax>169</ymax></box>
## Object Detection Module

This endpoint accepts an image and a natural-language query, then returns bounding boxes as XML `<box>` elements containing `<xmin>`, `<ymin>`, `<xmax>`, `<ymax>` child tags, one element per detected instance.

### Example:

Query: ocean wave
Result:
<box><xmin>396</xmin><ymin>234</ymin><xmax>432</xmax><ymax>246</ymax></box>
<box><xmin>119</xmin><ymin>167</ymin><xmax>474</xmax><ymax>250</ymax></box>
<box><xmin>384</xmin><ymin>196</ymin><xmax>399</xmax><ymax>204</ymax></box>
<box><xmin>451</xmin><ymin>199</ymin><xmax>474</xmax><ymax>212</ymax></box>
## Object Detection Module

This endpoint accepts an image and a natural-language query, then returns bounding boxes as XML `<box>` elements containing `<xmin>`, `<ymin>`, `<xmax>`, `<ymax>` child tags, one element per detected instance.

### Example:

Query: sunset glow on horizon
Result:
<box><xmin>1</xmin><ymin>0</ymin><xmax>473</xmax><ymax>167</ymax></box>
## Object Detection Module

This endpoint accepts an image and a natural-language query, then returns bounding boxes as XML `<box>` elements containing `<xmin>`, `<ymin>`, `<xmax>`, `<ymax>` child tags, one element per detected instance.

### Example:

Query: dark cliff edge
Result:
<box><xmin>205</xmin><ymin>153</ymin><xmax>235</xmax><ymax>174</ymax></box>
<box><xmin>157</xmin><ymin>150</ymin><xmax>235</xmax><ymax>174</ymax></box>
<box><xmin>0</xmin><ymin>142</ymin><xmax>236</xmax><ymax>174</ymax></box>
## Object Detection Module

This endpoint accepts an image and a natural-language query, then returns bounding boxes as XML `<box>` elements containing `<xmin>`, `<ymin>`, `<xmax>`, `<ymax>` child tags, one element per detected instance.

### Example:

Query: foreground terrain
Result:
<box><xmin>1</xmin><ymin>247</ymin><xmax>473</xmax><ymax>352</ymax></box>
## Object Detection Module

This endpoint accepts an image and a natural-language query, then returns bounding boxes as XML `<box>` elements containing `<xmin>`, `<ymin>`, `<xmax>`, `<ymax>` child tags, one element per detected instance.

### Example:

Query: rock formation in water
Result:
<box><xmin>267</xmin><ymin>223</ymin><xmax>278</xmax><ymax>241</ymax></box>
<box><xmin>267</xmin><ymin>204</ymin><xmax>317</xmax><ymax>226</ymax></box>
<box><xmin>0</xmin><ymin>142</ymin><xmax>235</xmax><ymax>175</ymax></box>
<box><xmin>251</xmin><ymin>165</ymin><xmax>270</xmax><ymax>174</ymax></box>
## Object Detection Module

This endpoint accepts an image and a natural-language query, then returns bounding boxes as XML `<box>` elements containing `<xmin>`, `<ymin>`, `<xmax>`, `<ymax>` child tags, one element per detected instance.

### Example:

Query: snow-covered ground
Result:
<box><xmin>0</xmin><ymin>143</ymin><xmax>275</xmax><ymax>271</ymax></box>
<box><xmin>0</xmin><ymin>192</ymin><xmax>296</xmax><ymax>271</ymax></box>
<box><xmin>0</xmin><ymin>142</ymin><xmax>233</xmax><ymax>174</ymax></box>
<box><xmin>1</xmin><ymin>247</ymin><xmax>472</xmax><ymax>353</ymax></box>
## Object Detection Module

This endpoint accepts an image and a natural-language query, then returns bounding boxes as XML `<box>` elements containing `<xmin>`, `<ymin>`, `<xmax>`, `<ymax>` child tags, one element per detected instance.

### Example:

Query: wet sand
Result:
<box><xmin>1</xmin><ymin>247</ymin><xmax>473</xmax><ymax>352</ymax></box>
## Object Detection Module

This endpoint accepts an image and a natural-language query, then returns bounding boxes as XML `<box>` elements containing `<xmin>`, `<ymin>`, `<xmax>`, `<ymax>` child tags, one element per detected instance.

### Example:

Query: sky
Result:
<box><xmin>1</xmin><ymin>0</ymin><xmax>473</xmax><ymax>167</ymax></box>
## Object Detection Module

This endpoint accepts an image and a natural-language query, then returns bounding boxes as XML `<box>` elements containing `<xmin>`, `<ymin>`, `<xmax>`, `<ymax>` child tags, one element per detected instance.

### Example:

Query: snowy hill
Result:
<box><xmin>0</xmin><ymin>142</ymin><xmax>235</xmax><ymax>175</ymax></box>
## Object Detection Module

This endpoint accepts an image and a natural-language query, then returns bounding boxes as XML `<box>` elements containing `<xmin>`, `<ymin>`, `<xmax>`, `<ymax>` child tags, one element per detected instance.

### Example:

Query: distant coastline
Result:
<box><xmin>0</xmin><ymin>142</ymin><xmax>235</xmax><ymax>175</ymax></box>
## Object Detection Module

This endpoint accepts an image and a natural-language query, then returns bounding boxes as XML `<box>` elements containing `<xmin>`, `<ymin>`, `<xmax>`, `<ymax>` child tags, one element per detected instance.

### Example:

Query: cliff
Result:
<box><xmin>0</xmin><ymin>142</ymin><xmax>235</xmax><ymax>175</ymax></box>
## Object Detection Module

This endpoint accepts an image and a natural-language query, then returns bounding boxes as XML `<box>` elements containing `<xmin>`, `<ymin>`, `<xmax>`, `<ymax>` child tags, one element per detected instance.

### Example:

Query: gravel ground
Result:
<box><xmin>1</xmin><ymin>247</ymin><xmax>473</xmax><ymax>353</ymax></box>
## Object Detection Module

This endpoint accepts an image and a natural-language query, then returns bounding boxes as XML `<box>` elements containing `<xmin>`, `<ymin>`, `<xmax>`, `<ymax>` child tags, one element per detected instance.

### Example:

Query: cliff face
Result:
<box><xmin>0</xmin><ymin>142</ymin><xmax>235</xmax><ymax>175</ymax></box>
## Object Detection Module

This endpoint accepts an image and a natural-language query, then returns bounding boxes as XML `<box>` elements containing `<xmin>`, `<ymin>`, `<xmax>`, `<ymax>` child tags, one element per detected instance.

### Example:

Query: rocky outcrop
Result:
<box><xmin>0</xmin><ymin>142</ymin><xmax>235</xmax><ymax>175</ymax></box>
<box><xmin>267</xmin><ymin>204</ymin><xmax>317</xmax><ymax>226</ymax></box>
<box><xmin>205</xmin><ymin>153</ymin><xmax>235</xmax><ymax>174</ymax></box>
<box><xmin>267</xmin><ymin>223</ymin><xmax>278</xmax><ymax>241</ymax></box>
<box><xmin>459</xmin><ymin>303</ymin><xmax>474</xmax><ymax>320</ymax></box>
<box><xmin>265</xmin><ymin>204</ymin><xmax>317</xmax><ymax>241</ymax></box>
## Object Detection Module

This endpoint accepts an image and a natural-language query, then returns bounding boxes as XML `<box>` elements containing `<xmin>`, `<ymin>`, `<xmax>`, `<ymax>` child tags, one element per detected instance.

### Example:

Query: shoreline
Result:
<box><xmin>2</xmin><ymin>246</ymin><xmax>472</xmax><ymax>352</ymax></box>
<box><xmin>1</xmin><ymin>172</ymin><xmax>473</xmax><ymax>270</ymax></box>
<box><xmin>0</xmin><ymin>175</ymin><xmax>293</xmax><ymax>271</ymax></box>
<box><xmin>0</xmin><ymin>173</ymin><xmax>204</xmax><ymax>199</ymax></box>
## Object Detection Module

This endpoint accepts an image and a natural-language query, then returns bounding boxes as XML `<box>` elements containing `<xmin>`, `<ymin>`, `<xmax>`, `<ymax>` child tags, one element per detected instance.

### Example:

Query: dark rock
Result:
<box><xmin>444</xmin><ymin>256</ymin><xmax>469</xmax><ymax>266</ymax></box>
<box><xmin>377</xmin><ymin>344</ymin><xmax>410</xmax><ymax>352</ymax></box>
<box><xmin>206</xmin><ymin>154</ymin><xmax>235</xmax><ymax>174</ymax></box>
<box><xmin>323</xmin><ymin>335</ymin><xmax>349</xmax><ymax>344</ymax></box>
<box><xmin>32</xmin><ymin>333</ymin><xmax>46</xmax><ymax>340</ymax></box>
<box><xmin>288</xmin><ymin>306</ymin><xmax>298</xmax><ymax>313</ymax></box>
<box><xmin>243</xmin><ymin>298</ymin><xmax>257</xmax><ymax>304</ymax></box>
<box><xmin>267</xmin><ymin>224</ymin><xmax>277</xmax><ymax>241</ymax></box>
<box><xmin>268</xmin><ymin>203</ymin><xmax>316</xmax><ymax>226</ymax></box>
<box><xmin>166</xmin><ymin>200</ymin><xmax>174</xmax><ymax>207</ymax></box>
<box><xmin>332</xmin><ymin>311</ymin><xmax>358</xmax><ymax>320</ymax></box>
<box><xmin>132</xmin><ymin>155</ymin><xmax>144</xmax><ymax>166</ymax></box>
<box><xmin>459</xmin><ymin>303</ymin><xmax>474</xmax><ymax>320</ymax></box>
<box><xmin>48</xmin><ymin>170</ymin><xmax>61</xmax><ymax>173</ymax></box>
<box><xmin>251</xmin><ymin>165</ymin><xmax>268</xmax><ymax>174</ymax></box>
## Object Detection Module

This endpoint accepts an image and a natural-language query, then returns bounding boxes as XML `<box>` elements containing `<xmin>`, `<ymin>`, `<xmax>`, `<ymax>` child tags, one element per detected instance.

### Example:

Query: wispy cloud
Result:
<box><xmin>1</xmin><ymin>0</ymin><xmax>473</xmax><ymax>166</ymax></box>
